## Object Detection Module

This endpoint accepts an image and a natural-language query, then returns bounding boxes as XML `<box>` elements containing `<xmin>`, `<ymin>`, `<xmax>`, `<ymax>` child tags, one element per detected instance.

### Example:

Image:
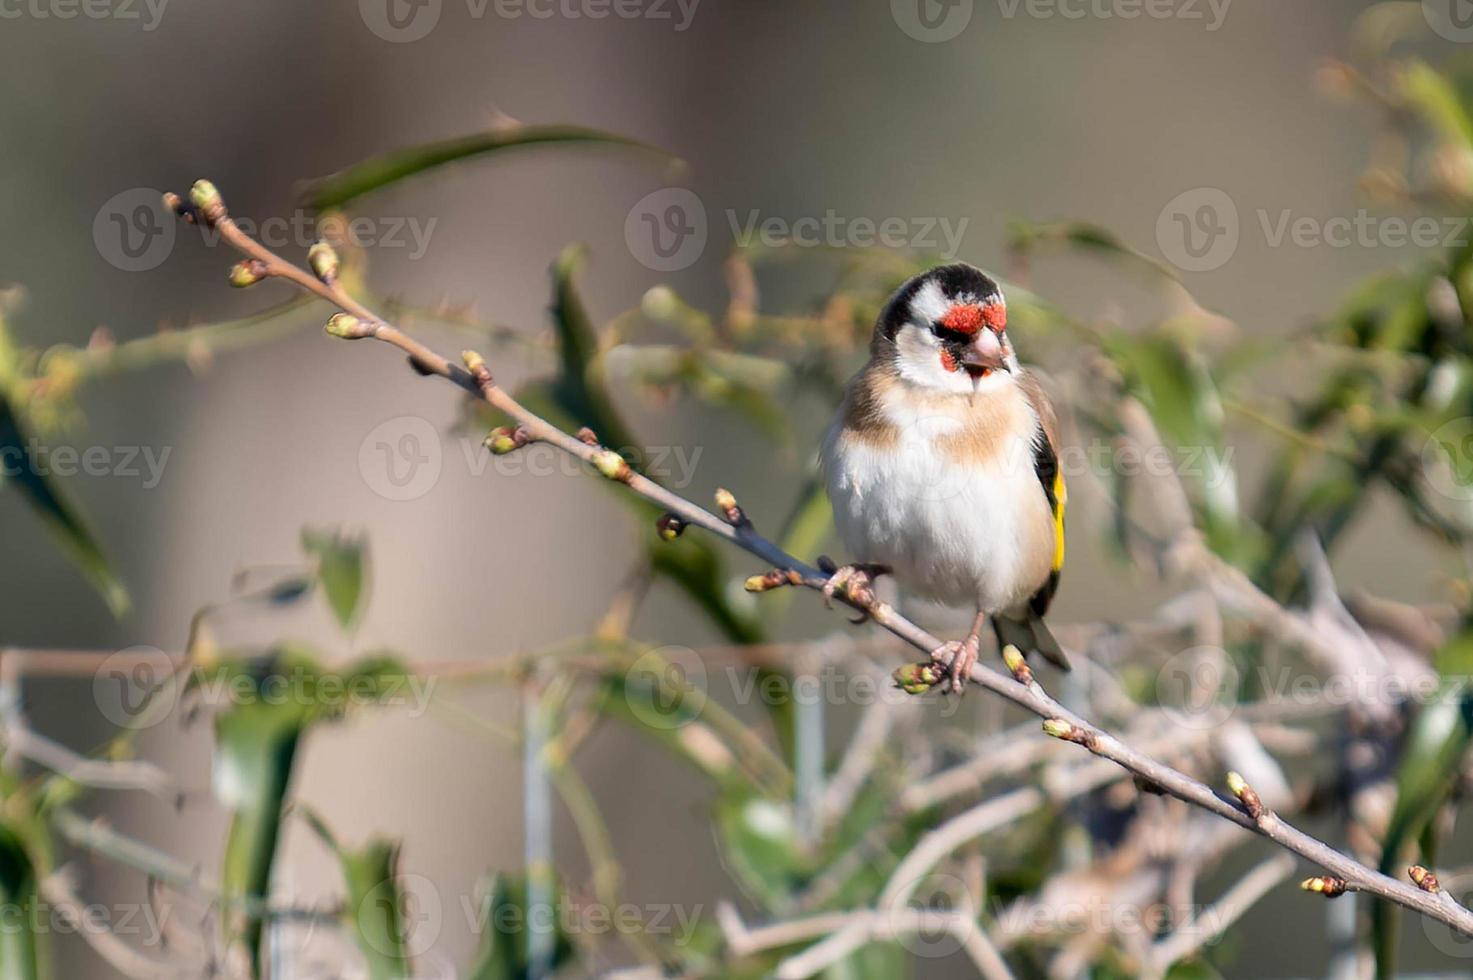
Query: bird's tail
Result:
<box><xmin>992</xmin><ymin>612</ymin><xmax>1071</xmax><ymax>672</ymax></box>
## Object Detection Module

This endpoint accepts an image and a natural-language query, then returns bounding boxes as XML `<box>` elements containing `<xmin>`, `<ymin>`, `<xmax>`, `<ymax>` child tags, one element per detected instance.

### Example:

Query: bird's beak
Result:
<box><xmin>960</xmin><ymin>330</ymin><xmax>1007</xmax><ymax>383</ymax></box>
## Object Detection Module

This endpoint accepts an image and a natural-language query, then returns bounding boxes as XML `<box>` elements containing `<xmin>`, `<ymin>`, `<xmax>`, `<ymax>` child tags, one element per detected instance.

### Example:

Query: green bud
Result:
<box><xmin>484</xmin><ymin>426</ymin><xmax>521</xmax><ymax>455</ymax></box>
<box><xmin>308</xmin><ymin>241</ymin><xmax>340</xmax><ymax>284</ymax></box>
<box><xmin>1225</xmin><ymin>771</ymin><xmax>1247</xmax><ymax>798</ymax></box>
<box><xmin>592</xmin><ymin>449</ymin><xmax>630</xmax><ymax>482</ymax></box>
<box><xmin>1042</xmin><ymin>718</ymin><xmax>1076</xmax><ymax>741</ymax></box>
<box><xmin>229</xmin><ymin>260</ymin><xmax>267</xmax><ymax>288</ymax></box>
<box><xmin>656</xmin><ymin>514</ymin><xmax>686</xmax><ymax>541</ymax></box>
<box><xmin>1001</xmin><ymin>645</ymin><xmax>1028</xmax><ymax>676</ymax></box>
<box><xmin>189</xmin><ymin>180</ymin><xmax>225</xmax><ymax>223</ymax></box>
<box><xmin>641</xmin><ymin>285</ymin><xmax>679</xmax><ymax>321</ymax></box>
<box><xmin>892</xmin><ymin>662</ymin><xmax>941</xmax><ymax>696</ymax></box>
<box><xmin>1300</xmin><ymin>877</ymin><xmax>1346</xmax><ymax>898</ymax></box>
<box><xmin>324</xmin><ymin>313</ymin><xmax>368</xmax><ymax>339</ymax></box>
<box><xmin>1410</xmin><ymin>866</ymin><xmax>1441</xmax><ymax>894</ymax></box>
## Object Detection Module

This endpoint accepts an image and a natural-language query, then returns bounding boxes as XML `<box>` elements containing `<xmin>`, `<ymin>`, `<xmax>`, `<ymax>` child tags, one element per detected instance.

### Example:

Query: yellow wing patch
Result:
<box><xmin>1051</xmin><ymin>470</ymin><xmax>1067</xmax><ymax>573</ymax></box>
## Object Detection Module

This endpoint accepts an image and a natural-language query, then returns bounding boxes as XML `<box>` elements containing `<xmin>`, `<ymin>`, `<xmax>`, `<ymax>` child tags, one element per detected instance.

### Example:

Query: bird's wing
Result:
<box><xmin>1020</xmin><ymin>371</ymin><xmax>1065</xmax><ymax>616</ymax></box>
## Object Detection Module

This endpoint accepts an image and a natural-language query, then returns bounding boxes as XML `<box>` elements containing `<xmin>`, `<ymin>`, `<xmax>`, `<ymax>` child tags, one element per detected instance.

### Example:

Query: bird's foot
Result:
<box><xmin>817</xmin><ymin>558</ymin><xmax>889</xmax><ymax>620</ymax></box>
<box><xmin>930</xmin><ymin>633</ymin><xmax>981</xmax><ymax>695</ymax></box>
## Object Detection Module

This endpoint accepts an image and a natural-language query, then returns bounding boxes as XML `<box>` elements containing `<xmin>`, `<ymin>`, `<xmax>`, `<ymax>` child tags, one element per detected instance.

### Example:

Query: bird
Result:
<box><xmin>819</xmin><ymin>263</ymin><xmax>1067</xmax><ymax>693</ymax></box>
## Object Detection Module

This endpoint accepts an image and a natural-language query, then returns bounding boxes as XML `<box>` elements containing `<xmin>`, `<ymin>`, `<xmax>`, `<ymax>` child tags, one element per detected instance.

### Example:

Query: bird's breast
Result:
<box><xmin>821</xmin><ymin>380</ymin><xmax>1055</xmax><ymax>612</ymax></box>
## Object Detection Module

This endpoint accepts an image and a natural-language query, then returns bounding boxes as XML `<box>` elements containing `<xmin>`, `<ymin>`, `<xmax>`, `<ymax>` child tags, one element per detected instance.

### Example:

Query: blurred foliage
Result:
<box><xmin>295</xmin><ymin>123</ymin><xmax>674</xmax><ymax>211</ymax></box>
<box><xmin>9</xmin><ymin>10</ymin><xmax>1473</xmax><ymax>975</ymax></box>
<box><xmin>466</xmin><ymin>872</ymin><xmax>578</xmax><ymax>980</ymax></box>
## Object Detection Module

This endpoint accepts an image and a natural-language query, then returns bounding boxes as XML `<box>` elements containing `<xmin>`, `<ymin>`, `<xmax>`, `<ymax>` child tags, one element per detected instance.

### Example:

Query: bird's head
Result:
<box><xmin>873</xmin><ymin>263</ymin><xmax>1019</xmax><ymax>396</ymax></box>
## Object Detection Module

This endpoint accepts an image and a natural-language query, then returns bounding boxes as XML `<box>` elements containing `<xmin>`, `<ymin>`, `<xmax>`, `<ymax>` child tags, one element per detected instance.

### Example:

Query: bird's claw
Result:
<box><xmin>819</xmin><ymin>562</ymin><xmax>889</xmax><ymax>620</ymax></box>
<box><xmin>930</xmin><ymin>635</ymin><xmax>980</xmax><ymax>695</ymax></box>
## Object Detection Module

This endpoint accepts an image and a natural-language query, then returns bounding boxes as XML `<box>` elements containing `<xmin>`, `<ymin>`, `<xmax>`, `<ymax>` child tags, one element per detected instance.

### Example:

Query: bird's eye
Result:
<box><xmin>931</xmin><ymin>323</ymin><xmax>971</xmax><ymax>345</ymax></box>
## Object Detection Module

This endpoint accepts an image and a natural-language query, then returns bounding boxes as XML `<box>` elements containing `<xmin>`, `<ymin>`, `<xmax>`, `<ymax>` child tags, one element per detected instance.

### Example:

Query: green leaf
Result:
<box><xmin>1372</xmin><ymin>628</ymin><xmax>1473</xmax><ymax>978</ymax></box>
<box><xmin>303</xmin><ymin>812</ymin><xmax>415</xmax><ymax>980</ymax></box>
<box><xmin>821</xmin><ymin>941</ymin><xmax>906</xmax><ymax>979</ymax></box>
<box><xmin>519</xmin><ymin>247</ymin><xmax>766</xmax><ymax>649</ymax></box>
<box><xmin>302</xmin><ymin>527</ymin><xmax>369</xmax><ymax>631</ymax></box>
<box><xmin>1007</xmin><ymin>219</ymin><xmax>1184</xmax><ymax>285</ymax></box>
<box><xmin>1105</xmin><ymin>333</ymin><xmax>1242</xmax><ymax>558</ymax></box>
<box><xmin>1399</xmin><ymin>60</ymin><xmax>1473</xmax><ymax>150</ymax></box>
<box><xmin>206</xmin><ymin>647</ymin><xmax>419</xmax><ymax>975</ymax></box>
<box><xmin>714</xmin><ymin>790</ymin><xmax>803</xmax><ymax>907</ymax></box>
<box><xmin>0</xmin><ymin>389</ymin><xmax>129</xmax><ymax>616</ymax></box>
<box><xmin>0</xmin><ymin>823</ymin><xmax>43</xmax><ymax>980</ymax></box>
<box><xmin>467</xmin><ymin>872</ymin><xmax>576</xmax><ymax>980</ymax></box>
<box><xmin>297</xmin><ymin>126</ymin><xmax>672</xmax><ymax>210</ymax></box>
<box><xmin>603</xmin><ymin>344</ymin><xmax>793</xmax><ymax>440</ymax></box>
<box><xmin>211</xmin><ymin>649</ymin><xmax>322</xmax><ymax>976</ymax></box>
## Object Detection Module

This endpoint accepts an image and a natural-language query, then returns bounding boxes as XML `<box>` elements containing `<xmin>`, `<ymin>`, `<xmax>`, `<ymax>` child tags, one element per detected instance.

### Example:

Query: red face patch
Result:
<box><xmin>940</xmin><ymin>303</ymin><xmax>1006</xmax><ymax>335</ymax></box>
<box><xmin>939</xmin><ymin>349</ymin><xmax>960</xmax><ymax>373</ymax></box>
<box><xmin>981</xmin><ymin>303</ymin><xmax>1007</xmax><ymax>331</ymax></box>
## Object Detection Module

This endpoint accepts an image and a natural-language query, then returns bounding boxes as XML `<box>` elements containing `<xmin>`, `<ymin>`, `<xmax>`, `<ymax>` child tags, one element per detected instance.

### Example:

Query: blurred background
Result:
<box><xmin>4</xmin><ymin>1</ymin><xmax>1473</xmax><ymax>977</ymax></box>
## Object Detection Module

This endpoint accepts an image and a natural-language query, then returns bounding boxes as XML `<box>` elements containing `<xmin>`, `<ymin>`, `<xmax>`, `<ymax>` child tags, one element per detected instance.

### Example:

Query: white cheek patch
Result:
<box><xmin>895</xmin><ymin>327</ymin><xmax>973</xmax><ymax>394</ymax></box>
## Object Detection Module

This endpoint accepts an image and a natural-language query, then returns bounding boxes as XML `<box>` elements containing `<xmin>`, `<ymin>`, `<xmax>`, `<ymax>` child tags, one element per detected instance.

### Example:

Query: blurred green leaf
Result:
<box><xmin>776</xmin><ymin>477</ymin><xmax>833</xmax><ymax>571</ymax></box>
<box><xmin>517</xmin><ymin>248</ymin><xmax>767</xmax><ymax>653</ymax></box>
<box><xmin>304</xmin><ymin>812</ymin><xmax>414</xmax><ymax>980</ymax></box>
<box><xmin>603</xmin><ymin>344</ymin><xmax>793</xmax><ymax>440</ymax></box>
<box><xmin>297</xmin><ymin>126</ymin><xmax>672</xmax><ymax>210</ymax></box>
<box><xmin>1399</xmin><ymin>60</ymin><xmax>1473</xmax><ymax>150</ymax></box>
<box><xmin>302</xmin><ymin>527</ymin><xmax>369</xmax><ymax>631</ymax></box>
<box><xmin>0</xmin><ymin>370</ymin><xmax>128</xmax><ymax>615</ymax></box>
<box><xmin>821</xmin><ymin>941</ymin><xmax>906</xmax><ymax>979</ymax></box>
<box><xmin>467</xmin><ymin>872</ymin><xmax>576</xmax><ymax>980</ymax></box>
<box><xmin>211</xmin><ymin>647</ymin><xmax>411</xmax><ymax>975</ymax></box>
<box><xmin>1372</xmin><ymin>628</ymin><xmax>1473</xmax><ymax>978</ymax></box>
<box><xmin>214</xmin><ymin>651</ymin><xmax>319</xmax><ymax>977</ymax></box>
<box><xmin>0</xmin><ymin>823</ymin><xmax>42</xmax><ymax>980</ymax></box>
<box><xmin>714</xmin><ymin>790</ymin><xmax>803</xmax><ymax>908</ymax></box>
<box><xmin>1105</xmin><ymin>333</ymin><xmax>1242</xmax><ymax>558</ymax></box>
<box><xmin>1007</xmin><ymin>219</ymin><xmax>1183</xmax><ymax>285</ymax></box>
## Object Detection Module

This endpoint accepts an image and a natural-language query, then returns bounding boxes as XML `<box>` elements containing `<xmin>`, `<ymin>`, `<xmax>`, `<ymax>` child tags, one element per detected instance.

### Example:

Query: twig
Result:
<box><xmin>3</xmin><ymin>724</ymin><xmax>177</xmax><ymax>800</ymax></box>
<box><xmin>164</xmin><ymin>181</ymin><xmax>1473</xmax><ymax>941</ymax></box>
<box><xmin>39</xmin><ymin>870</ymin><xmax>203</xmax><ymax>979</ymax></box>
<box><xmin>721</xmin><ymin>901</ymin><xmax>1014</xmax><ymax>980</ymax></box>
<box><xmin>1142</xmin><ymin>853</ymin><xmax>1297</xmax><ymax>978</ymax></box>
<box><xmin>817</xmin><ymin>662</ymin><xmax>897</xmax><ymax>832</ymax></box>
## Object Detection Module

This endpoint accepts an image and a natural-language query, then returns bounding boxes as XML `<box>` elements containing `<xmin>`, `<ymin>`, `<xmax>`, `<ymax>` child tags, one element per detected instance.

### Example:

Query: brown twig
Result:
<box><xmin>165</xmin><ymin>181</ymin><xmax>1473</xmax><ymax>942</ymax></box>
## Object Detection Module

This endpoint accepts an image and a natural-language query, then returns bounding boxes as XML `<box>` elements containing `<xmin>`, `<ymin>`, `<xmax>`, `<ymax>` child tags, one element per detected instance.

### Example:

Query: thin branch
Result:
<box><xmin>39</xmin><ymin>871</ymin><xmax>203</xmax><ymax>979</ymax></box>
<box><xmin>1142</xmin><ymin>853</ymin><xmax>1297</xmax><ymax>978</ymax></box>
<box><xmin>164</xmin><ymin>181</ymin><xmax>1473</xmax><ymax>941</ymax></box>
<box><xmin>720</xmin><ymin>902</ymin><xmax>1014</xmax><ymax>980</ymax></box>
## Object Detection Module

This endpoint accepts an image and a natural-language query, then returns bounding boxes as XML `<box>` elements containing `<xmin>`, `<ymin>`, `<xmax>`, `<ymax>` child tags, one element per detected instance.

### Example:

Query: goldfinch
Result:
<box><xmin>820</xmin><ymin>263</ymin><xmax>1067</xmax><ymax>693</ymax></box>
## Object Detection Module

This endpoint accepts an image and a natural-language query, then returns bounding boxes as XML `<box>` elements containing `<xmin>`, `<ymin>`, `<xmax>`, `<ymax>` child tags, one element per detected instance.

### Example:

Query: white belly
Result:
<box><xmin>821</xmin><ymin>413</ymin><xmax>1053</xmax><ymax>613</ymax></box>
